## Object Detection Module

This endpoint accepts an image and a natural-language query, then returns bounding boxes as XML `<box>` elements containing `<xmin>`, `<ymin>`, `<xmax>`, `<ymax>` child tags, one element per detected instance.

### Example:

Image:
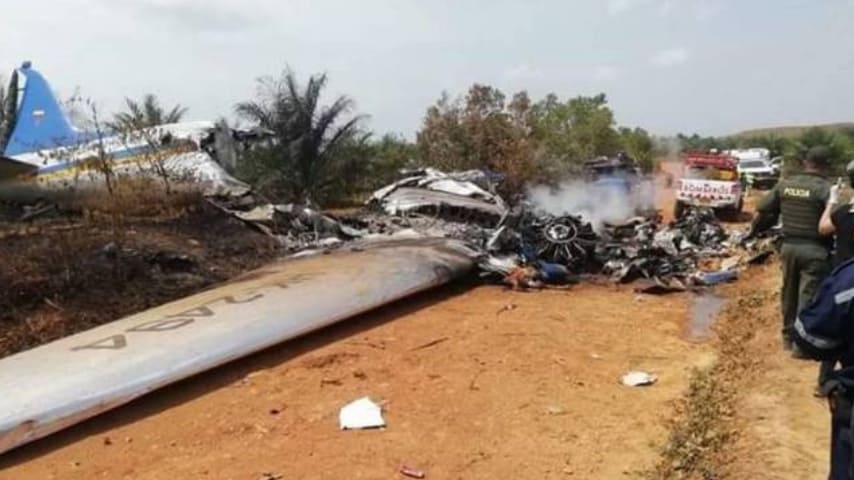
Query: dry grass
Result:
<box><xmin>644</xmin><ymin>276</ymin><xmax>776</xmax><ymax>479</ymax></box>
<box><xmin>645</xmin><ymin>367</ymin><xmax>735</xmax><ymax>480</ymax></box>
<box><xmin>67</xmin><ymin>177</ymin><xmax>206</xmax><ymax>220</ymax></box>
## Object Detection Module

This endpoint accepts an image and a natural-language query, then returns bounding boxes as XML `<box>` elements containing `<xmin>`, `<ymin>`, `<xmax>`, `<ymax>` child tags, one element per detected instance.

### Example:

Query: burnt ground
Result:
<box><xmin>0</xmin><ymin>200</ymin><xmax>279</xmax><ymax>358</ymax></box>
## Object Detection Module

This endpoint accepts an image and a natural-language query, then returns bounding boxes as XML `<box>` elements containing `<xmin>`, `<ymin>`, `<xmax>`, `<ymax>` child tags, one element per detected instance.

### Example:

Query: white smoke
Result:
<box><xmin>663</xmin><ymin>136</ymin><xmax>682</xmax><ymax>162</ymax></box>
<box><xmin>527</xmin><ymin>179</ymin><xmax>656</xmax><ymax>231</ymax></box>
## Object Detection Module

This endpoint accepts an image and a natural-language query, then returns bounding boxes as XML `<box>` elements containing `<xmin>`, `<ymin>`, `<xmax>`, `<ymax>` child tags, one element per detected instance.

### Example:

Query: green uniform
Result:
<box><xmin>753</xmin><ymin>172</ymin><xmax>832</xmax><ymax>343</ymax></box>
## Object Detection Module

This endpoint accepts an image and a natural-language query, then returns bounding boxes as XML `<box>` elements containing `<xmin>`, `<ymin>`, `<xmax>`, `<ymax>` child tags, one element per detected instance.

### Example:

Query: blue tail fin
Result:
<box><xmin>3</xmin><ymin>62</ymin><xmax>81</xmax><ymax>157</ymax></box>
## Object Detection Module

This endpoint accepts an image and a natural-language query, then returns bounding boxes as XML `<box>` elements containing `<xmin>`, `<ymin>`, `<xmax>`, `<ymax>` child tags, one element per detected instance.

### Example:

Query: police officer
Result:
<box><xmin>747</xmin><ymin>146</ymin><xmax>834</xmax><ymax>356</ymax></box>
<box><xmin>793</xmin><ymin>259</ymin><xmax>854</xmax><ymax>479</ymax></box>
<box><xmin>816</xmin><ymin>162</ymin><xmax>854</xmax><ymax>391</ymax></box>
<box><xmin>819</xmin><ymin>161</ymin><xmax>854</xmax><ymax>264</ymax></box>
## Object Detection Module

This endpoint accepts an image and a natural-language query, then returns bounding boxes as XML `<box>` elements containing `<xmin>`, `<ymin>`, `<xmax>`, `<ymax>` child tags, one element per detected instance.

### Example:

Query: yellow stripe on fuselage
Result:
<box><xmin>19</xmin><ymin>146</ymin><xmax>194</xmax><ymax>184</ymax></box>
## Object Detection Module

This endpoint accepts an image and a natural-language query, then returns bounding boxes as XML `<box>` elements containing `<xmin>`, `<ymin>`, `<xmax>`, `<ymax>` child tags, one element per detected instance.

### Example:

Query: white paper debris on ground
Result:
<box><xmin>621</xmin><ymin>371</ymin><xmax>657</xmax><ymax>387</ymax></box>
<box><xmin>339</xmin><ymin>397</ymin><xmax>386</xmax><ymax>430</ymax></box>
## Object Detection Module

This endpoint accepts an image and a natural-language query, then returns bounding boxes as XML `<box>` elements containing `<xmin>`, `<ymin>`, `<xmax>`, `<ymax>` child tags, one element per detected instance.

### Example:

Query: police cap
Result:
<box><xmin>806</xmin><ymin>146</ymin><xmax>832</xmax><ymax>166</ymax></box>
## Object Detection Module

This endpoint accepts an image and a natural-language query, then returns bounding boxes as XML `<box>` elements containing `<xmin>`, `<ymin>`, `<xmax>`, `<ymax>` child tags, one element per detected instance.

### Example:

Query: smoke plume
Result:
<box><xmin>527</xmin><ymin>179</ymin><xmax>656</xmax><ymax>230</ymax></box>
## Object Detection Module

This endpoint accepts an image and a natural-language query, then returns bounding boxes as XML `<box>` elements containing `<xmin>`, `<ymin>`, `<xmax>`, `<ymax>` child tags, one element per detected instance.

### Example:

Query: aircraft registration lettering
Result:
<box><xmin>166</xmin><ymin>306</ymin><xmax>215</xmax><ymax>318</ymax></box>
<box><xmin>68</xmin><ymin>273</ymin><xmax>318</xmax><ymax>352</ymax></box>
<box><xmin>127</xmin><ymin>318</ymin><xmax>195</xmax><ymax>333</ymax></box>
<box><xmin>70</xmin><ymin>334</ymin><xmax>127</xmax><ymax>351</ymax></box>
<box><xmin>207</xmin><ymin>293</ymin><xmax>264</xmax><ymax>305</ymax></box>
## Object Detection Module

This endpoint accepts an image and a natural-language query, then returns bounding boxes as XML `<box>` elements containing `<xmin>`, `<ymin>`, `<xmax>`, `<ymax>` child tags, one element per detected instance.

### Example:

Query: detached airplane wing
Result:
<box><xmin>0</xmin><ymin>238</ymin><xmax>476</xmax><ymax>454</ymax></box>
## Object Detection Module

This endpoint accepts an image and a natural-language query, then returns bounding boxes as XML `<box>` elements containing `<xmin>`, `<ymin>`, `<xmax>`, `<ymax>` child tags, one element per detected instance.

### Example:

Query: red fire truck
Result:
<box><xmin>674</xmin><ymin>151</ymin><xmax>744</xmax><ymax>219</ymax></box>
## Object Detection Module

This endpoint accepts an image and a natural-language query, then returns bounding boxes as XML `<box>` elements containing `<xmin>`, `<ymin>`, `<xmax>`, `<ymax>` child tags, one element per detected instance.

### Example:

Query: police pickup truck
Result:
<box><xmin>674</xmin><ymin>151</ymin><xmax>744</xmax><ymax>219</ymax></box>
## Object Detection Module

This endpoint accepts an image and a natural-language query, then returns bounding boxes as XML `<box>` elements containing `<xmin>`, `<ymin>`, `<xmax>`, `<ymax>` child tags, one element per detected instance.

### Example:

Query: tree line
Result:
<box><xmin>227</xmin><ymin>70</ymin><xmax>662</xmax><ymax>205</ymax></box>
<box><xmin>0</xmin><ymin>70</ymin><xmax>670</xmax><ymax>205</ymax></box>
<box><xmin>676</xmin><ymin>127</ymin><xmax>854</xmax><ymax>175</ymax></box>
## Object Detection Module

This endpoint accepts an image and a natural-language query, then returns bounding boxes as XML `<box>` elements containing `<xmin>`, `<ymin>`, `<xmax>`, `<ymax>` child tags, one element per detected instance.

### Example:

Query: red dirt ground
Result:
<box><xmin>0</xmin><ymin>281</ymin><xmax>712</xmax><ymax>480</ymax></box>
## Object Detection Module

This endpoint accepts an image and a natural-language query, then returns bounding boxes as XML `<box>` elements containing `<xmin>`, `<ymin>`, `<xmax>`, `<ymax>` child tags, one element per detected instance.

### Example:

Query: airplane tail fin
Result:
<box><xmin>2</xmin><ymin>62</ymin><xmax>81</xmax><ymax>157</ymax></box>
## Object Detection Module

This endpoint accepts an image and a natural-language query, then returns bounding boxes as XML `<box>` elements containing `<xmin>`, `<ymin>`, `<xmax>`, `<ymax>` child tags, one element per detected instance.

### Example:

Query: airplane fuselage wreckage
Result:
<box><xmin>0</xmin><ymin>62</ymin><xmax>256</xmax><ymax>202</ymax></box>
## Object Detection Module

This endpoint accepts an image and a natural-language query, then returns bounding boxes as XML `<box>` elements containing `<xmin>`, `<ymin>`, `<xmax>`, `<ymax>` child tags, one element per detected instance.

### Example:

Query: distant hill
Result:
<box><xmin>733</xmin><ymin>122</ymin><xmax>854</xmax><ymax>139</ymax></box>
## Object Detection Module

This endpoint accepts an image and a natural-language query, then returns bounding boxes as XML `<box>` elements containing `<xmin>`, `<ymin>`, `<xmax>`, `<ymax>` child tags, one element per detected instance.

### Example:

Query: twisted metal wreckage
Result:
<box><xmin>0</xmin><ymin>63</ymin><xmax>777</xmax><ymax>455</ymax></box>
<box><xmin>225</xmin><ymin>167</ymin><xmax>777</xmax><ymax>292</ymax></box>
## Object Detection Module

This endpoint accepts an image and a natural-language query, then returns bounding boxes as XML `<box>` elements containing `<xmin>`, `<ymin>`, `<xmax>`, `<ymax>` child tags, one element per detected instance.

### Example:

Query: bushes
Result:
<box><xmin>416</xmin><ymin>85</ymin><xmax>656</xmax><ymax>195</ymax></box>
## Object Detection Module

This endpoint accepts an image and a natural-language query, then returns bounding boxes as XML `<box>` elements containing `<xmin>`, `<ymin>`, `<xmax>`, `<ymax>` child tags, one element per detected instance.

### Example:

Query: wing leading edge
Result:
<box><xmin>0</xmin><ymin>238</ymin><xmax>476</xmax><ymax>454</ymax></box>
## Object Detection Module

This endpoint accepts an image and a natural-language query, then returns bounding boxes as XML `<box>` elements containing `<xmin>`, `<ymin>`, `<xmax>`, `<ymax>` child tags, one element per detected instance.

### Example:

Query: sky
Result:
<box><xmin>2</xmin><ymin>0</ymin><xmax>854</xmax><ymax>138</ymax></box>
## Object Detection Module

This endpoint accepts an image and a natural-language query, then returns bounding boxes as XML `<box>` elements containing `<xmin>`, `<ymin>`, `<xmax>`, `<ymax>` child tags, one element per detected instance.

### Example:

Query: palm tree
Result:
<box><xmin>108</xmin><ymin>94</ymin><xmax>187</xmax><ymax>132</ymax></box>
<box><xmin>235</xmin><ymin>69</ymin><xmax>364</xmax><ymax>203</ymax></box>
<box><xmin>0</xmin><ymin>77</ymin><xmax>8</xmax><ymax>149</ymax></box>
<box><xmin>0</xmin><ymin>75</ymin><xmax>16</xmax><ymax>152</ymax></box>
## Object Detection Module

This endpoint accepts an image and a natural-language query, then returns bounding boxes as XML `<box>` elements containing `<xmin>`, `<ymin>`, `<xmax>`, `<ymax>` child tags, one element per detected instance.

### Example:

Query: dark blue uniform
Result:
<box><xmin>795</xmin><ymin>258</ymin><xmax>854</xmax><ymax>479</ymax></box>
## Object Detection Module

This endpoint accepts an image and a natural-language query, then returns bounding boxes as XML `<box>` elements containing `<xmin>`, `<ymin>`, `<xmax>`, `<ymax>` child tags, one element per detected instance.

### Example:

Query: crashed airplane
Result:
<box><xmin>0</xmin><ymin>62</ymin><xmax>256</xmax><ymax>202</ymax></box>
<box><xmin>0</xmin><ymin>64</ymin><xmax>779</xmax><ymax>456</ymax></box>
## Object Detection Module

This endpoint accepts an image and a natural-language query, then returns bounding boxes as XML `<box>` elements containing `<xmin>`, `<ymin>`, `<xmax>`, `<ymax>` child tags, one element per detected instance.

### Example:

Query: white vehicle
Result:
<box><xmin>674</xmin><ymin>152</ymin><xmax>743</xmax><ymax>219</ymax></box>
<box><xmin>726</xmin><ymin>148</ymin><xmax>771</xmax><ymax>163</ymax></box>
<box><xmin>738</xmin><ymin>158</ymin><xmax>779</xmax><ymax>189</ymax></box>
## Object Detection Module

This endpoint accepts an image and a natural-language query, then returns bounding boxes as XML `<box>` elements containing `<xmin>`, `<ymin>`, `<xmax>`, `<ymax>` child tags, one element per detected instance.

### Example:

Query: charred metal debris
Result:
<box><xmin>221</xmin><ymin>168</ymin><xmax>774</xmax><ymax>291</ymax></box>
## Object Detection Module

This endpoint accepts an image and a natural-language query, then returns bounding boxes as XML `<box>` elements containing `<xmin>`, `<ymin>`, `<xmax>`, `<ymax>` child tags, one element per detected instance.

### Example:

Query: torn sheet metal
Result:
<box><xmin>228</xmin><ymin>202</ymin><xmax>365</xmax><ymax>252</ymax></box>
<box><xmin>379</xmin><ymin>187</ymin><xmax>507</xmax><ymax>219</ymax></box>
<box><xmin>239</xmin><ymin>169</ymin><xmax>767</xmax><ymax>293</ymax></box>
<box><xmin>369</xmin><ymin>168</ymin><xmax>507</xmax><ymax>216</ymax></box>
<box><xmin>672</xmin><ymin>207</ymin><xmax>728</xmax><ymax>249</ymax></box>
<box><xmin>633</xmin><ymin>277</ymin><xmax>687</xmax><ymax>295</ymax></box>
<box><xmin>160</xmin><ymin>151</ymin><xmax>251</xmax><ymax>197</ymax></box>
<box><xmin>594</xmin><ymin>206</ymin><xmax>738</xmax><ymax>286</ymax></box>
<box><xmin>370</xmin><ymin>168</ymin><xmax>502</xmax><ymax>200</ymax></box>
<box><xmin>234</xmin><ymin>204</ymin><xmax>278</xmax><ymax>223</ymax></box>
<box><xmin>0</xmin><ymin>238</ymin><xmax>476</xmax><ymax>455</ymax></box>
<box><xmin>478</xmin><ymin>254</ymin><xmax>523</xmax><ymax>276</ymax></box>
<box><xmin>365</xmin><ymin>169</ymin><xmax>747</xmax><ymax>290</ymax></box>
<box><xmin>694</xmin><ymin>270</ymin><xmax>738</xmax><ymax>286</ymax></box>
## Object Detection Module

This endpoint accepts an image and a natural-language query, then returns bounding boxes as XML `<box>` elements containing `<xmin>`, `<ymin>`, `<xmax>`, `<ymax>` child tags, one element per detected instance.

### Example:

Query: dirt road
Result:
<box><xmin>0</xmin><ymin>280</ymin><xmax>714</xmax><ymax>479</ymax></box>
<box><xmin>709</xmin><ymin>263</ymin><xmax>829</xmax><ymax>479</ymax></box>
